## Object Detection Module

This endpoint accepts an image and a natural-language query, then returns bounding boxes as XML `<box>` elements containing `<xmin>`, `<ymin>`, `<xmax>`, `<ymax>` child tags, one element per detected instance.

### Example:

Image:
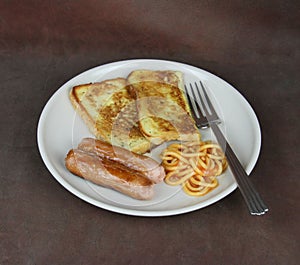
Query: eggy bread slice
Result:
<box><xmin>69</xmin><ymin>78</ymin><xmax>151</xmax><ymax>154</ymax></box>
<box><xmin>127</xmin><ymin>70</ymin><xmax>200</xmax><ymax>145</ymax></box>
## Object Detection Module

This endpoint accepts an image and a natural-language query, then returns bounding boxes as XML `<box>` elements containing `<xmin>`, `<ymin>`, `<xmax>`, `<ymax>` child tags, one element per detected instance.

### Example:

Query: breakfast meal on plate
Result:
<box><xmin>161</xmin><ymin>141</ymin><xmax>227</xmax><ymax>196</ymax></box>
<box><xmin>65</xmin><ymin>138</ymin><xmax>165</xmax><ymax>200</ymax></box>
<box><xmin>66</xmin><ymin>69</ymin><xmax>227</xmax><ymax>200</ymax></box>
<box><xmin>127</xmin><ymin>70</ymin><xmax>199</xmax><ymax>145</ymax></box>
<box><xmin>69</xmin><ymin>78</ymin><xmax>151</xmax><ymax>154</ymax></box>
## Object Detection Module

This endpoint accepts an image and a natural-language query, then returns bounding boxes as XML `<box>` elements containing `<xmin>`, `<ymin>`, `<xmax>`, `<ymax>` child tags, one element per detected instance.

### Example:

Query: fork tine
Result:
<box><xmin>184</xmin><ymin>84</ymin><xmax>209</xmax><ymax>129</ymax></box>
<box><xmin>194</xmin><ymin>82</ymin><xmax>209</xmax><ymax>115</ymax></box>
<box><xmin>189</xmin><ymin>83</ymin><xmax>202</xmax><ymax>116</ymax></box>
<box><xmin>198</xmin><ymin>81</ymin><xmax>219</xmax><ymax>120</ymax></box>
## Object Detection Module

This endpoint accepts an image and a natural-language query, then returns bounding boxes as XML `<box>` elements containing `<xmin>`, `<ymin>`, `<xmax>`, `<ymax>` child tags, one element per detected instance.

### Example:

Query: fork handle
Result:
<box><xmin>210</xmin><ymin>123</ymin><xmax>268</xmax><ymax>215</ymax></box>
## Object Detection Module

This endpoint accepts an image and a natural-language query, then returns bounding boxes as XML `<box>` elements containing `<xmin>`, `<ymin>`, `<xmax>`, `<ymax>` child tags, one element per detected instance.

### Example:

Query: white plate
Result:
<box><xmin>37</xmin><ymin>59</ymin><xmax>261</xmax><ymax>217</ymax></box>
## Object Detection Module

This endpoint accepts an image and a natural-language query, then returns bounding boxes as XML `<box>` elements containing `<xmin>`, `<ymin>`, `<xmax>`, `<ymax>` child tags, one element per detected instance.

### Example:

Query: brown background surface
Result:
<box><xmin>1</xmin><ymin>1</ymin><xmax>299</xmax><ymax>264</ymax></box>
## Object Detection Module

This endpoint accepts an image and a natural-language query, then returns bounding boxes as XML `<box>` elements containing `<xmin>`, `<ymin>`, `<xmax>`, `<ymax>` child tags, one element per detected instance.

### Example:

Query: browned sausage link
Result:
<box><xmin>65</xmin><ymin>149</ymin><xmax>154</xmax><ymax>200</ymax></box>
<box><xmin>78</xmin><ymin>138</ymin><xmax>165</xmax><ymax>183</ymax></box>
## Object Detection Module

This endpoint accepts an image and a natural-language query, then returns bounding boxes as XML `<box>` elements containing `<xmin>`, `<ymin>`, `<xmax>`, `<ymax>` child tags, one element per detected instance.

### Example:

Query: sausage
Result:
<box><xmin>77</xmin><ymin>138</ymin><xmax>165</xmax><ymax>183</ymax></box>
<box><xmin>65</xmin><ymin>149</ymin><xmax>154</xmax><ymax>200</ymax></box>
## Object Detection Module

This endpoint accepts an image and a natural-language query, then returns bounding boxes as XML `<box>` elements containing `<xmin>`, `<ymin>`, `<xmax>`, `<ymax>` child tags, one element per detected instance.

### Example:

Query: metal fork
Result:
<box><xmin>185</xmin><ymin>81</ymin><xmax>268</xmax><ymax>215</ymax></box>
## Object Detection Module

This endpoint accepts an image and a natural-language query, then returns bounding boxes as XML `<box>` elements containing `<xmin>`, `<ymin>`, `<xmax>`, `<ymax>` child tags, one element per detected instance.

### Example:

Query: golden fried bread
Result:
<box><xmin>69</xmin><ymin>78</ymin><xmax>151</xmax><ymax>154</ymax></box>
<box><xmin>127</xmin><ymin>70</ymin><xmax>200</xmax><ymax>145</ymax></box>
